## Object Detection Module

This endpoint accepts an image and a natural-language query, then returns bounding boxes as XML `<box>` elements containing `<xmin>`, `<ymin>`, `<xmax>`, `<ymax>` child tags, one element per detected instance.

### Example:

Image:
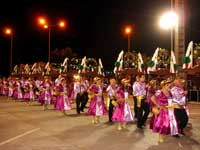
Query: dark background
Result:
<box><xmin>0</xmin><ymin>0</ymin><xmax>199</xmax><ymax>76</ymax></box>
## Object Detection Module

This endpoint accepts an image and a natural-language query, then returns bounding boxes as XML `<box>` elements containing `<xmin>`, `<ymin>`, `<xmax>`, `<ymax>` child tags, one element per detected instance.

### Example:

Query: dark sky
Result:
<box><xmin>0</xmin><ymin>0</ymin><xmax>200</xmax><ymax>76</ymax></box>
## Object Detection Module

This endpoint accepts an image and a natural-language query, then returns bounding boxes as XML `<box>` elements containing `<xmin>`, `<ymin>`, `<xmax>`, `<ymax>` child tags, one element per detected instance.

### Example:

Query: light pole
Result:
<box><xmin>4</xmin><ymin>28</ymin><xmax>13</xmax><ymax>74</ymax></box>
<box><xmin>125</xmin><ymin>27</ymin><xmax>131</xmax><ymax>52</ymax></box>
<box><xmin>171</xmin><ymin>0</ymin><xmax>174</xmax><ymax>53</ymax></box>
<box><xmin>159</xmin><ymin>11</ymin><xmax>178</xmax><ymax>51</ymax></box>
<box><xmin>38</xmin><ymin>17</ymin><xmax>66</xmax><ymax>63</ymax></box>
<box><xmin>43</xmin><ymin>24</ymin><xmax>52</xmax><ymax>63</ymax></box>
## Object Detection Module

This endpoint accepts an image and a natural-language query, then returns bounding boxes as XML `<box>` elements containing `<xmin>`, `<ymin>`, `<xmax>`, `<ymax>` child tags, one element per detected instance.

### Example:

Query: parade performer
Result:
<box><xmin>23</xmin><ymin>78</ymin><xmax>35</xmax><ymax>105</ymax></box>
<box><xmin>151</xmin><ymin>80</ymin><xmax>174</xmax><ymax>143</ymax></box>
<box><xmin>87</xmin><ymin>77</ymin><xmax>107</xmax><ymax>124</ymax></box>
<box><xmin>7</xmin><ymin>77</ymin><xmax>14</xmax><ymax>99</ymax></box>
<box><xmin>112</xmin><ymin>78</ymin><xmax>134</xmax><ymax>130</ymax></box>
<box><xmin>147</xmin><ymin>79</ymin><xmax>157</xmax><ymax>110</ymax></box>
<box><xmin>146</xmin><ymin>79</ymin><xmax>157</xmax><ymax>130</ymax></box>
<box><xmin>73</xmin><ymin>75</ymin><xmax>88</xmax><ymax>114</ymax></box>
<box><xmin>2</xmin><ymin>77</ymin><xmax>8</xmax><ymax>96</ymax></box>
<box><xmin>20</xmin><ymin>76</ymin><xmax>26</xmax><ymax>94</ymax></box>
<box><xmin>134</xmin><ymin>75</ymin><xmax>149</xmax><ymax>129</ymax></box>
<box><xmin>54</xmin><ymin>78</ymin><xmax>71</xmax><ymax>115</ymax></box>
<box><xmin>80</xmin><ymin>76</ymin><xmax>89</xmax><ymax>112</ymax></box>
<box><xmin>38</xmin><ymin>76</ymin><xmax>53</xmax><ymax>110</ymax></box>
<box><xmin>170</xmin><ymin>78</ymin><xmax>188</xmax><ymax>136</ymax></box>
<box><xmin>13</xmin><ymin>77</ymin><xmax>23</xmax><ymax>100</ymax></box>
<box><xmin>132</xmin><ymin>75</ymin><xmax>140</xmax><ymax>119</ymax></box>
<box><xmin>55</xmin><ymin>75</ymin><xmax>63</xmax><ymax>87</ymax></box>
<box><xmin>34</xmin><ymin>77</ymin><xmax>42</xmax><ymax>100</ymax></box>
<box><xmin>106</xmin><ymin>78</ymin><xmax>119</xmax><ymax>124</ymax></box>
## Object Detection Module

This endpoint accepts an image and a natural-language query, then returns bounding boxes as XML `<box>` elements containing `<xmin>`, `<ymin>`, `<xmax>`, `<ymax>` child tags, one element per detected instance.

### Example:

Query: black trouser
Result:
<box><xmin>174</xmin><ymin>108</ymin><xmax>188</xmax><ymax>132</ymax></box>
<box><xmin>76</xmin><ymin>93</ymin><xmax>84</xmax><ymax>114</ymax></box>
<box><xmin>80</xmin><ymin>91</ymin><xmax>88</xmax><ymax>111</ymax></box>
<box><xmin>108</xmin><ymin>98</ymin><xmax>116</xmax><ymax>122</ymax></box>
<box><xmin>137</xmin><ymin>98</ymin><xmax>150</xmax><ymax>128</ymax></box>
<box><xmin>133</xmin><ymin>96</ymin><xmax>138</xmax><ymax>119</ymax></box>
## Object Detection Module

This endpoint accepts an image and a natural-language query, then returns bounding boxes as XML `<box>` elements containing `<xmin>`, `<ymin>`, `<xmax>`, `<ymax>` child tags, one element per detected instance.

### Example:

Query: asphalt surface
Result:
<box><xmin>0</xmin><ymin>96</ymin><xmax>200</xmax><ymax>150</ymax></box>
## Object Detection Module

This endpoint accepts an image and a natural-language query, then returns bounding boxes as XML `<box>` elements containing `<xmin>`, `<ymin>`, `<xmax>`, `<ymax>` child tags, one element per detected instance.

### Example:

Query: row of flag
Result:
<box><xmin>15</xmin><ymin>41</ymin><xmax>195</xmax><ymax>76</ymax></box>
<box><xmin>114</xmin><ymin>41</ymin><xmax>194</xmax><ymax>74</ymax></box>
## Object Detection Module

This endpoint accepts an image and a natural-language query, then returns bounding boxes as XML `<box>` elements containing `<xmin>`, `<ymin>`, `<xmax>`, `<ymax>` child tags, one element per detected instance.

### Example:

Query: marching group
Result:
<box><xmin>0</xmin><ymin>74</ymin><xmax>189</xmax><ymax>143</ymax></box>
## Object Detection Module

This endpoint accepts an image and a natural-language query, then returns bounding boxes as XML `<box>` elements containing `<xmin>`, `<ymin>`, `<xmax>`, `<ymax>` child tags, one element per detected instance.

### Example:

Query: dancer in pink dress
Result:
<box><xmin>2</xmin><ymin>77</ymin><xmax>8</xmax><ymax>96</ymax></box>
<box><xmin>55</xmin><ymin>75</ymin><xmax>63</xmax><ymax>87</ymax></box>
<box><xmin>55</xmin><ymin>78</ymin><xmax>71</xmax><ymax>115</ymax></box>
<box><xmin>151</xmin><ymin>80</ymin><xmax>173</xmax><ymax>143</ymax></box>
<box><xmin>23</xmin><ymin>78</ymin><xmax>35</xmax><ymax>105</ymax></box>
<box><xmin>87</xmin><ymin>77</ymin><xmax>107</xmax><ymax>124</ymax></box>
<box><xmin>38</xmin><ymin>77</ymin><xmax>53</xmax><ymax>110</ymax></box>
<box><xmin>13</xmin><ymin>77</ymin><xmax>23</xmax><ymax>100</ymax></box>
<box><xmin>112</xmin><ymin>79</ymin><xmax>134</xmax><ymax>130</ymax></box>
<box><xmin>146</xmin><ymin>80</ymin><xmax>157</xmax><ymax>130</ymax></box>
<box><xmin>7</xmin><ymin>78</ymin><xmax>14</xmax><ymax>100</ymax></box>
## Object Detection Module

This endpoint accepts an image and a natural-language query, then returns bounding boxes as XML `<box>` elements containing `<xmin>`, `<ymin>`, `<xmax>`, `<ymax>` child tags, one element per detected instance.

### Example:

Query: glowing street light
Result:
<box><xmin>58</xmin><ymin>21</ymin><xmax>65</xmax><ymax>28</ymax></box>
<box><xmin>125</xmin><ymin>27</ymin><xmax>131</xmax><ymax>34</ymax></box>
<box><xmin>125</xmin><ymin>26</ymin><xmax>132</xmax><ymax>52</ymax></box>
<box><xmin>159</xmin><ymin>11</ymin><xmax>178</xmax><ymax>30</ymax></box>
<box><xmin>159</xmin><ymin>11</ymin><xmax>178</xmax><ymax>51</ymax></box>
<box><xmin>38</xmin><ymin>17</ymin><xmax>47</xmax><ymax>25</ymax></box>
<box><xmin>37</xmin><ymin>17</ymin><xmax>66</xmax><ymax>63</ymax></box>
<box><xmin>4</xmin><ymin>27</ymin><xmax>13</xmax><ymax>74</ymax></box>
<box><xmin>43</xmin><ymin>24</ymin><xmax>48</xmax><ymax>29</ymax></box>
<box><xmin>5</xmin><ymin>28</ymin><xmax>12</xmax><ymax>34</ymax></box>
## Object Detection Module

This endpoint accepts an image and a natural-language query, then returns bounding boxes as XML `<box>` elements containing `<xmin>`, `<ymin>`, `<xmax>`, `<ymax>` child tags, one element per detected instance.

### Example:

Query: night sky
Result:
<box><xmin>0</xmin><ymin>0</ymin><xmax>200</xmax><ymax>76</ymax></box>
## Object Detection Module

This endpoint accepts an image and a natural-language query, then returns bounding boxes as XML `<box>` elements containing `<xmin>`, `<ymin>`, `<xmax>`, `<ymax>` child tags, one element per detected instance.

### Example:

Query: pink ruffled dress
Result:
<box><xmin>112</xmin><ymin>89</ymin><xmax>134</xmax><ymax>122</ymax></box>
<box><xmin>87</xmin><ymin>84</ymin><xmax>107</xmax><ymax>116</ymax></box>
<box><xmin>55</xmin><ymin>84</ymin><xmax>71</xmax><ymax>111</ymax></box>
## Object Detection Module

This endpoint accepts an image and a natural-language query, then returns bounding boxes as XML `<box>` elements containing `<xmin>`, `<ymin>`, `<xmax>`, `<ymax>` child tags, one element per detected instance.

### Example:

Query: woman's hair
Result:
<box><xmin>93</xmin><ymin>77</ymin><xmax>101</xmax><ymax>84</ymax></box>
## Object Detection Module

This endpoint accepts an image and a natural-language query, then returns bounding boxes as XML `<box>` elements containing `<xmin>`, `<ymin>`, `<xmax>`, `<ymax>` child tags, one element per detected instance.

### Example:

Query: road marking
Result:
<box><xmin>0</xmin><ymin>128</ymin><xmax>40</xmax><ymax>146</ymax></box>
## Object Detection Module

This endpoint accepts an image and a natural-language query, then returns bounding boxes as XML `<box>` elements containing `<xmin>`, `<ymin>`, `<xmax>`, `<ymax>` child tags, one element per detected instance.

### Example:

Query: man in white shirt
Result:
<box><xmin>74</xmin><ymin>75</ymin><xmax>88</xmax><ymax>114</ymax></box>
<box><xmin>134</xmin><ymin>75</ymin><xmax>149</xmax><ymax>129</ymax></box>
<box><xmin>106</xmin><ymin>78</ymin><xmax>119</xmax><ymax>123</ymax></box>
<box><xmin>170</xmin><ymin>78</ymin><xmax>188</xmax><ymax>135</ymax></box>
<box><xmin>132</xmin><ymin>75</ymin><xmax>140</xmax><ymax>119</ymax></box>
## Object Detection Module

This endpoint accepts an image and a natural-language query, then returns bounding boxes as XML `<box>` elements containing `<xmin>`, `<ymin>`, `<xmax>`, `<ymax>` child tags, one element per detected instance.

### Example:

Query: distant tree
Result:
<box><xmin>51</xmin><ymin>47</ymin><xmax>76</xmax><ymax>63</ymax></box>
<box><xmin>51</xmin><ymin>48</ymin><xmax>61</xmax><ymax>62</ymax></box>
<box><xmin>64</xmin><ymin>47</ymin><xmax>73</xmax><ymax>58</ymax></box>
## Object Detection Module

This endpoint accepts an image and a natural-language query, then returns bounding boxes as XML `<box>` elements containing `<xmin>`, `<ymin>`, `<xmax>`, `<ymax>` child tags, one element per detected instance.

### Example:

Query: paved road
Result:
<box><xmin>0</xmin><ymin>96</ymin><xmax>200</xmax><ymax>150</ymax></box>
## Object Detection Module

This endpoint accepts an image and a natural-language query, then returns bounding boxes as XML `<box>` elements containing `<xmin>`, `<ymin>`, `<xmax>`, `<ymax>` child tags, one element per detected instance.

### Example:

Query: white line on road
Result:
<box><xmin>0</xmin><ymin>128</ymin><xmax>40</xmax><ymax>146</ymax></box>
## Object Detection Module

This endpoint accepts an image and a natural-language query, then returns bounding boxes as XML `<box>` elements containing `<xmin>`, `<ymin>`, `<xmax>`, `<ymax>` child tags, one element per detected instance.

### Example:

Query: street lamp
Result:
<box><xmin>38</xmin><ymin>17</ymin><xmax>47</xmax><ymax>25</ymax></box>
<box><xmin>4</xmin><ymin>27</ymin><xmax>13</xmax><ymax>74</ymax></box>
<box><xmin>38</xmin><ymin>17</ymin><xmax>66</xmax><ymax>63</ymax></box>
<box><xmin>125</xmin><ymin>27</ymin><xmax>132</xmax><ymax>52</ymax></box>
<box><xmin>159</xmin><ymin>11</ymin><xmax>178</xmax><ymax>51</ymax></box>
